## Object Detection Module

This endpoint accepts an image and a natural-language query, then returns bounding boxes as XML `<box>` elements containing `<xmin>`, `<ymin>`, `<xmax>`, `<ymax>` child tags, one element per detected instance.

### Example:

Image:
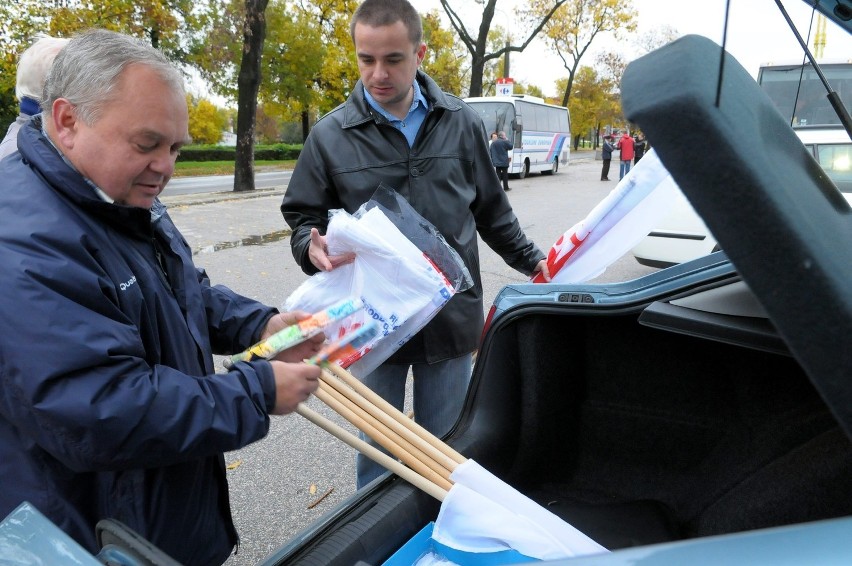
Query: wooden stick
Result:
<box><xmin>314</xmin><ymin>385</ymin><xmax>454</xmax><ymax>492</ymax></box>
<box><xmin>319</xmin><ymin>369</ymin><xmax>457</xmax><ymax>478</ymax></box>
<box><xmin>317</xmin><ymin>380</ymin><xmax>452</xmax><ymax>485</ymax></box>
<box><xmin>327</xmin><ymin>363</ymin><xmax>467</xmax><ymax>466</ymax></box>
<box><xmin>296</xmin><ymin>404</ymin><xmax>448</xmax><ymax>502</ymax></box>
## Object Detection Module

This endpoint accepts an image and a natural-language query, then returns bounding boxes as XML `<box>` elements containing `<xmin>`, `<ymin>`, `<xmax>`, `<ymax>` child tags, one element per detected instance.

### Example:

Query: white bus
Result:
<box><xmin>464</xmin><ymin>94</ymin><xmax>571</xmax><ymax>179</ymax></box>
<box><xmin>757</xmin><ymin>60</ymin><xmax>851</xmax><ymax>193</ymax></box>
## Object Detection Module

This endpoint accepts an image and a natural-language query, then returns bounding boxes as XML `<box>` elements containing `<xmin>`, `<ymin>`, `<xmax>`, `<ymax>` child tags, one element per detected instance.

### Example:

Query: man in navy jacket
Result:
<box><xmin>0</xmin><ymin>30</ymin><xmax>321</xmax><ymax>565</ymax></box>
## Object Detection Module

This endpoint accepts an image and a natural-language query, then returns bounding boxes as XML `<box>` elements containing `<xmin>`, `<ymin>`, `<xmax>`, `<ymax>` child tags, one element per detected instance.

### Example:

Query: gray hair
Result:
<box><xmin>43</xmin><ymin>29</ymin><xmax>184</xmax><ymax>125</ymax></box>
<box><xmin>15</xmin><ymin>35</ymin><xmax>69</xmax><ymax>101</ymax></box>
<box><xmin>350</xmin><ymin>0</ymin><xmax>423</xmax><ymax>47</ymax></box>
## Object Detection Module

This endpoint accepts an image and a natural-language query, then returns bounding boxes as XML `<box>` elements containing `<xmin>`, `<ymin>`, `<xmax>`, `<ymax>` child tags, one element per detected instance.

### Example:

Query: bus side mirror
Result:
<box><xmin>513</xmin><ymin>117</ymin><xmax>522</xmax><ymax>132</ymax></box>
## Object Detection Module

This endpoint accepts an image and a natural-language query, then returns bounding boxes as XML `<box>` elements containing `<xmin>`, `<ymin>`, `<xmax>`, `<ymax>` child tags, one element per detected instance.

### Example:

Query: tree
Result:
<box><xmin>260</xmin><ymin>2</ymin><xmax>326</xmax><ymax>138</ymax></box>
<box><xmin>292</xmin><ymin>0</ymin><xmax>360</xmax><ymax>118</ymax></box>
<box><xmin>531</xmin><ymin>0</ymin><xmax>637</xmax><ymax>107</ymax></box>
<box><xmin>233</xmin><ymin>0</ymin><xmax>269</xmax><ymax>192</ymax></box>
<box><xmin>439</xmin><ymin>0</ymin><xmax>571</xmax><ymax>97</ymax></box>
<box><xmin>421</xmin><ymin>10</ymin><xmax>468</xmax><ymax>96</ymax></box>
<box><xmin>561</xmin><ymin>65</ymin><xmax>612</xmax><ymax>149</ymax></box>
<box><xmin>187</xmin><ymin>95</ymin><xmax>226</xmax><ymax>144</ymax></box>
<box><xmin>635</xmin><ymin>24</ymin><xmax>680</xmax><ymax>55</ymax></box>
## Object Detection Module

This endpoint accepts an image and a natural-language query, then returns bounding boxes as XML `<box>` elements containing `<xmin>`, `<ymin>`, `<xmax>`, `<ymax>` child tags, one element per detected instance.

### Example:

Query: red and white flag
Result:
<box><xmin>532</xmin><ymin>149</ymin><xmax>679</xmax><ymax>284</ymax></box>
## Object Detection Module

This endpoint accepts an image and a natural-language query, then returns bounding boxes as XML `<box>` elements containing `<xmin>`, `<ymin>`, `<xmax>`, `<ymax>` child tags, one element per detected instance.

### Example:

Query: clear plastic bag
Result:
<box><xmin>284</xmin><ymin>184</ymin><xmax>472</xmax><ymax>377</ymax></box>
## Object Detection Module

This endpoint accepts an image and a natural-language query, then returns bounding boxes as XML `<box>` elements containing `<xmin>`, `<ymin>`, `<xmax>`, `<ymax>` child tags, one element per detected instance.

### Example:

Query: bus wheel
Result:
<box><xmin>543</xmin><ymin>158</ymin><xmax>558</xmax><ymax>175</ymax></box>
<box><xmin>518</xmin><ymin>160</ymin><xmax>530</xmax><ymax>179</ymax></box>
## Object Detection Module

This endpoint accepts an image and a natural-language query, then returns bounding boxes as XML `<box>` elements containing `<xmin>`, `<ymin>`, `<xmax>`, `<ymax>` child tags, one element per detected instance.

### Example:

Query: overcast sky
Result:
<box><xmin>410</xmin><ymin>0</ymin><xmax>852</xmax><ymax>97</ymax></box>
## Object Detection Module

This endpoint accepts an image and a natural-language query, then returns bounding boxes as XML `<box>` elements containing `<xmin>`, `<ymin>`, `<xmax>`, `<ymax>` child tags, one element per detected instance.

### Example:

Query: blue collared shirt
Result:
<box><xmin>363</xmin><ymin>80</ymin><xmax>429</xmax><ymax>147</ymax></box>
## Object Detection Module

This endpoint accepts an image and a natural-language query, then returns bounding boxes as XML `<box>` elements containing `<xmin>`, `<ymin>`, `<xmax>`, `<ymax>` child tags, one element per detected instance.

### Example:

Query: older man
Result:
<box><xmin>0</xmin><ymin>29</ymin><xmax>321</xmax><ymax>565</ymax></box>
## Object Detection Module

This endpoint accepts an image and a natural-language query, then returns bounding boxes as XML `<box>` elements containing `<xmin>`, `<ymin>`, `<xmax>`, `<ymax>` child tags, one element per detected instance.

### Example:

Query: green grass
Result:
<box><xmin>173</xmin><ymin>160</ymin><xmax>295</xmax><ymax>177</ymax></box>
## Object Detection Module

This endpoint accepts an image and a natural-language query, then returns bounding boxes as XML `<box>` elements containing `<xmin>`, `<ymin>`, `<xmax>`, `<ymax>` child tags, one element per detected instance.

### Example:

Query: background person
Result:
<box><xmin>490</xmin><ymin>130</ymin><xmax>513</xmax><ymax>191</ymax></box>
<box><xmin>0</xmin><ymin>35</ymin><xmax>68</xmax><ymax>160</ymax></box>
<box><xmin>616</xmin><ymin>130</ymin><xmax>635</xmax><ymax>179</ymax></box>
<box><xmin>0</xmin><ymin>29</ymin><xmax>322</xmax><ymax>566</ymax></box>
<box><xmin>600</xmin><ymin>134</ymin><xmax>614</xmax><ymax>181</ymax></box>
<box><xmin>280</xmin><ymin>0</ymin><xmax>550</xmax><ymax>489</ymax></box>
<box><xmin>633</xmin><ymin>133</ymin><xmax>647</xmax><ymax>164</ymax></box>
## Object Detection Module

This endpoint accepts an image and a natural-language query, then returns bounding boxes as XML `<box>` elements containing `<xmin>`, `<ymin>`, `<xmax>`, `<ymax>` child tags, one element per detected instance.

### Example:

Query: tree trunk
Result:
<box><xmin>301</xmin><ymin>110</ymin><xmax>310</xmax><ymax>142</ymax></box>
<box><xmin>234</xmin><ymin>0</ymin><xmax>269</xmax><ymax>192</ymax></box>
<box><xmin>469</xmin><ymin>56</ymin><xmax>485</xmax><ymax>97</ymax></box>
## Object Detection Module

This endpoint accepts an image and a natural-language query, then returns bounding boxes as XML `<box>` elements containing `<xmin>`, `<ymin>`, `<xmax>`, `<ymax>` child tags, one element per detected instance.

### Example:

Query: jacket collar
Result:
<box><xmin>341</xmin><ymin>70</ymin><xmax>462</xmax><ymax>129</ymax></box>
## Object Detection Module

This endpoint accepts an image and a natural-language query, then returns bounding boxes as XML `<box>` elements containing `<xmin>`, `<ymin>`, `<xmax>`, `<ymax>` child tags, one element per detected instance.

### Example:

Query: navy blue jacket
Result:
<box><xmin>0</xmin><ymin>118</ymin><xmax>280</xmax><ymax>565</ymax></box>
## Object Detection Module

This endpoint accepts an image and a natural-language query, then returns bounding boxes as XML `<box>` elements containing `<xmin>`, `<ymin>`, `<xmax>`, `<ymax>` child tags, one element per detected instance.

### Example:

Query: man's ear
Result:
<box><xmin>416</xmin><ymin>43</ymin><xmax>427</xmax><ymax>67</ymax></box>
<box><xmin>49</xmin><ymin>98</ymin><xmax>79</xmax><ymax>150</ymax></box>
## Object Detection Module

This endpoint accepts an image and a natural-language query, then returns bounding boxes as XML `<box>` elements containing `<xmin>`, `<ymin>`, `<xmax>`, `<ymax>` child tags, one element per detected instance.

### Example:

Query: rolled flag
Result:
<box><xmin>532</xmin><ymin>149</ymin><xmax>679</xmax><ymax>284</ymax></box>
<box><xmin>308</xmin><ymin>322</ymin><xmax>379</xmax><ymax>366</ymax></box>
<box><xmin>432</xmin><ymin>460</ymin><xmax>608</xmax><ymax>560</ymax></box>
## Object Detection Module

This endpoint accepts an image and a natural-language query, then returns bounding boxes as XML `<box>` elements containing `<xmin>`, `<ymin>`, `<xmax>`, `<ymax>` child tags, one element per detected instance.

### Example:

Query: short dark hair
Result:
<box><xmin>350</xmin><ymin>0</ymin><xmax>423</xmax><ymax>46</ymax></box>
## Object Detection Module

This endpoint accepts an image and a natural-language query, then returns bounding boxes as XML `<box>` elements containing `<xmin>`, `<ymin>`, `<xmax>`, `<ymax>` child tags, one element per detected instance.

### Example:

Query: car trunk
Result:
<box><xmin>265</xmin><ymin>267</ymin><xmax>852</xmax><ymax>565</ymax></box>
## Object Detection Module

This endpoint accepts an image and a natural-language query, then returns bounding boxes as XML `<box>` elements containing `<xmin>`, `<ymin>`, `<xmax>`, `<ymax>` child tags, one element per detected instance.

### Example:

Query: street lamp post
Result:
<box><xmin>495</xmin><ymin>8</ymin><xmax>510</xmax><ymax>79</ymax></box>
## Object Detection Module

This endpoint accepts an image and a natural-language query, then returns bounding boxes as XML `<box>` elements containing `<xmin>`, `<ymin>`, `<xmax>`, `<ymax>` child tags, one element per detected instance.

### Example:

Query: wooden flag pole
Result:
<box><xmin>319</xmin><ymin>369</ymin><xmax>458</xmax><ymax>476</ymax></box>
<box><xmin>314</xmin><ymin>384</ymin><xmax>454</xmax><ymax>491</ymax></box>
<box><xmin>296</xmin><ymin>404</ymin><xmax>448</xmax><ymax>501</ymax></box>
<box><xmin>326</xmin><ymin>363</ymin><xmax>467</xmax><ymax>466</ymax></box>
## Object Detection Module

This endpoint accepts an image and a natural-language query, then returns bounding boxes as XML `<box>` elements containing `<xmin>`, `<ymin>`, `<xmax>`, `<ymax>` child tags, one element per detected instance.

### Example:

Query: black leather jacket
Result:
<box><xmin>281</xmin><ymin>71</ymin><xmax>544</xmax><ymax>363</ymax></box>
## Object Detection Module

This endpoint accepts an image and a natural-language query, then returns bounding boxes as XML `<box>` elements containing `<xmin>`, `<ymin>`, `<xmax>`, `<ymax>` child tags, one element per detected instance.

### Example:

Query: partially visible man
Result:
<box><xmin>600</xmin><ymin>134</ymin><xmax>615</xmax><ymax>181</ymax></box>
<box><xmin>0</xmin><ymin>35</ymin><xmax>68</xmax><ymax>160</ymax></box>
<box><xmin>281</xmin><ymin>0</ymin><xmax>550</xmax><ymax>489</ymax></box>
<box><xmin>490</xmin><ymin>130</ymin><xmax>514</xmax><ymax>191</ymax></box>
<box><xmin>0</xmin><ymin>29</ymin><xmax>322</xmax><ymax>566</ymax></box>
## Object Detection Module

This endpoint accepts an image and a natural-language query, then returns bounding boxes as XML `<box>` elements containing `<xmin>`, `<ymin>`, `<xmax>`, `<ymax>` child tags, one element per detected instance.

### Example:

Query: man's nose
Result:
<box><xmin>150</xmin><ymin>149</ymin><xmax>176</xmax><ymax>176</ymax></box>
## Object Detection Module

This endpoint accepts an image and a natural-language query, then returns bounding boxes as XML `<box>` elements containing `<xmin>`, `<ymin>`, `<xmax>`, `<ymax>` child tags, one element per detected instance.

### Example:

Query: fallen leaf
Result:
<box><xmin>309</xmin><ymin>484</ymin><xmax>317</xmax><ymax>495</ymax></box>
<box><xmin>226</xmin><ymin>459</ymin><xmax>242</xmax><ymax>470</ymax></box>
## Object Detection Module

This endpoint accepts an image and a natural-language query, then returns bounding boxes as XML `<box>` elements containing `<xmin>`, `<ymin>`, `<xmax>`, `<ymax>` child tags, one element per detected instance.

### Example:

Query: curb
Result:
<box><xmin>161</xmin><ymin>187</ymin><xmax>285</xmax><ymax>208</ymax></box>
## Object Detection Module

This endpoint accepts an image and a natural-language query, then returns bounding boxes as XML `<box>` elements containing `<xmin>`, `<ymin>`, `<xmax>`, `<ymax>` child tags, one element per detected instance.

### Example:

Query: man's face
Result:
<box><xmin>54</xmin><ymin>64</ymin><xmax>189</xmax><ymax>209</ymax></box>
<box><xmin>353</xmin><ymin>20</ymin><xmax>426</xmax><ymax>117</ymax></box>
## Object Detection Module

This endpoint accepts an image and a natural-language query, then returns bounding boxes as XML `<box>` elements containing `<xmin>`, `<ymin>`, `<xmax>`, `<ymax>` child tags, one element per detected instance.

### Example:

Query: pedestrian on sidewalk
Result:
<box><xmin>616</xmin><ymin>131</ymin><xmax>635</xmax><ymax>179</ymax></box>
<box><xmin>490</xmin><ymin>130</ymin><xmax>513</xmax><ymax>191</ymax></box>
<box><xmin>600</xmin><ymin>135</ymin><xmax>614</xmax><ymax>181</ymax></box>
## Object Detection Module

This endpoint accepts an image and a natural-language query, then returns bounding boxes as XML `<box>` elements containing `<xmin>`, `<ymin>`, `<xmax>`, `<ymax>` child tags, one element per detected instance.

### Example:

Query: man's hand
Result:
<box><xmin>269</xmin><ymin>361</ymin><xmax>320</xmax><ymax>414</ymax></box>
<box><xmin>261</xmin><ymin>311</ymin><xmax>325</xmax><ymax>363</ymax></box>
<box><xmin>308</xmin><ymin>227</ymin><xmax>355</xmax><ymax>272</ymax></box>
<box><xmin>533</xmin><ymin>259</ymin><xmax>551</xmax><ymax>282</ymax></box>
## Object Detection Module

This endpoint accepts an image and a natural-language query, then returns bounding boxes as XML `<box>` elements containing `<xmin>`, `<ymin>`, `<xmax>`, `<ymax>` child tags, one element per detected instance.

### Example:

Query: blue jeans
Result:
<box><xmin>355</xmin><ymin>354</ymin><xmax>473</xmax><ymax>489</ymax></box>
<box><xmin>619</xmin><ymin>159</ymin><xmax>632</xmax><ymax>179</ymax></box>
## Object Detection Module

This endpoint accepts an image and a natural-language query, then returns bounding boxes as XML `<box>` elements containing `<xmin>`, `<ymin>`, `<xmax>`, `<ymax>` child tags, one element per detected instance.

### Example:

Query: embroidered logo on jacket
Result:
<box><xmin>119</xmin><ymin>275</ymin><xmax>137</xmax><ymax>291</ymax></box>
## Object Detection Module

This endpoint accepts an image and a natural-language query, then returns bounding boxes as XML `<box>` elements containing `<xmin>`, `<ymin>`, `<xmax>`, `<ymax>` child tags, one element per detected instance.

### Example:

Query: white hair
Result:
<box><xmin>43</xmin><ymin>29</ymin><xmax>184</xmax><ymax>126</ymax></box>
<box><xmin>15</xmin><ymin>35</ymin><xmax>69</xmax><ymax>101</ymax></box>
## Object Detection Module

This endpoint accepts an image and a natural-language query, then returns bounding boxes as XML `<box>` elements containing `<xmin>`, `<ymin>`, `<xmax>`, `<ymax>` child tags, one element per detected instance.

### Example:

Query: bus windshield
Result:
<box><xmin>468</xmin><ymin>101</ymin><xmax>515</xmax><ymax>142</ymax></box>
<box><xmin>758</xmin><ymin>63</ymin><xmax>852</xmax><ymax>128</ymax></box>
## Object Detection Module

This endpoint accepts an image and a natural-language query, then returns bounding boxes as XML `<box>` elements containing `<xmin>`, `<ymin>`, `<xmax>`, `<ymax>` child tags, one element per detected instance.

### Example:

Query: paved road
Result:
<box><xmin>159</xmin><ymin>154</ymin><xmax>659</xmax><ymax>565</ymax></box>
<box><xmin>167</xmin><ymin>170</ymin><xmax>293</xmax><ymax>196</ymax></box>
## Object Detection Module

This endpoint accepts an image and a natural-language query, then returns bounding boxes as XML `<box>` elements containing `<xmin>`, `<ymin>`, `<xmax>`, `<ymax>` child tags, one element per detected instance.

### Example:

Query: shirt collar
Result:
<box><xmin>363</xmin><ymin>79</ymin><xmax>428</xmax><ymax>122</ymax></box>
